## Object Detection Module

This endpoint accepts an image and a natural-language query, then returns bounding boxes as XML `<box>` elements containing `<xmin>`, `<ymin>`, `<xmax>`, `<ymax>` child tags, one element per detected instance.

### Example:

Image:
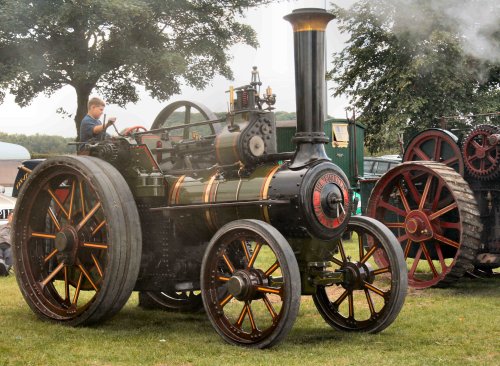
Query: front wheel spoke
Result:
<box><xmin>348</xmin><ymin>292</ymin><xmax>354</xmax><ymax>318</ymax></box>
<box><xmin>44</xmin><ymin>248</ymin><xmax>58</xmax><ymax>263</ymax></box>
<box><xmin>217</xmin><ymin>275</ymin><xmax>230</xmax><ymax>282</ymax></box>
<box><xmin>47</xmin><ymin>208</ymin><xmax>61</xmax><ymax>231</ymax></box>
<box><xmin>264</xmin><ymin>260</ymin><xmax>280</xmax><ymax>276</ymax></box>
<box><xmin>331</xmin><ymin>257</ymin><xmax>344</xmax><ymax>267</ymax></box>
<box><xmin>420</xmin><ymin>244</ymin><xmax>438</xmax><ymax>277</ymax></box>
<box><xmin>219</xmin><ymin>293</ymin><xmax>233</xmax><ymax>307</ymax></box>
<box><xmin>428</xmin><ymin>202</ymin><xmax>458</xmax><ymax>221</ymax></box>
<box><xmin>78</xmin><ymin>264</ymin><xmax>98</xmax><ymax>291</ymax></box>
<box><xmin>241</xmin><ymin>240</ymin><xmax>251</xmax><ymax>262</ymax></box>
<box><xmin>256</xmin><ymin>286</ymin><xmax>282</xmax><ymax>296</ymax></box>
<box><xmin>360</xmin><ymin>245</ymin><xmax>378</xmax><ymax>264</ymax></box>
<box><xmin>32</xmin><ymin>232</ymin><xmax>56</xmax><ymax>239</ymax></box>
<box><xmin>358</xmin><ymin>234</ymin><xmax>364</xmax><ymax>259</ymax></box>
<box><xmin>364</xmin><ymin>288</ymin><xmax>376</xmax><ymax>316</ymax></box>
<box><xmin>82</xmin><ymin>242</ymin><xmax>108</xmax><ymax>250</ymax></box>
<box><xmin>47</xmin><ymin>188</ymin><xmax>69</xmax><ymax>218</ymax></box>
<box><xmin>373</xmin><ymin>267</ymin><xmax>390</xmax><ymax>275</ymax></box>
<box><xmin>76</xmin><ymin>202</ymin><xmax>102</xmax><ymax>231</ymax></box>
<box><xmin>246</xmin><ymin>302</ymin><xmax>257</xmax><ymax>331</ymax></box>
<box><xmin>72</xmin><ymin>271</ymin><xmax>84</xmax><ymax>305</ymax></box>
<box><xmin>364</xmin><ymin>281</ymin><xmax>386</xmax><ymax>297</ymax></box>
<box><xmin>40</xmin><ymin>262</ymin><xmax>65</xmax><ymax>287</ymax></box>
<box><xmin>333</xmin><ymin>289</ymin><xmax>349</xmax><ymax>306</ymax></box>
<box><xmin>262</xmin><ymin>294</ymin><xmax>278</xmax><ymax>320</ymax></box>
<box><xmin>247</xmin><ymin>243</ymin><xmax>262</xmax><ymax>269</ymax></box>
<box><xmin>222</xmin><ymin>253</ymin><xmax>235</xmax><ymax>274</ymax></box>
<box><xmin>434</xmin><ymin>234</ymin><xmax>460</xmax><ymax>249</ymax></box>
<box><xmin>337</xmin><ymin>241</ymin><xmax>347</xmax><ymax>262</ymax></box>
<box><xmin>235</xmin><ymin>304</ymin><xmax>248</xmax><ymax>328</ymax></box>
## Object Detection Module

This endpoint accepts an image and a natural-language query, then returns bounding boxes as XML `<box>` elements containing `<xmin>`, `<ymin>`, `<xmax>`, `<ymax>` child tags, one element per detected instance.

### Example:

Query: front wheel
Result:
<box><xmin>313</xmin><ymin>216</ymin><xmax>407</xmax><ymax>333</ymax></box>
<box><xmin>201</xmin><ymin>219</ymin><xmax>300</xmax><ymax>349</ymax></box>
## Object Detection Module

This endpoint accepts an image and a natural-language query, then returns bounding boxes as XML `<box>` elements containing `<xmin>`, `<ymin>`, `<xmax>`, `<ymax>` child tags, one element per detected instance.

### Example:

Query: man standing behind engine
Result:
<box><xmin>80</xmin><ymin>97</ymin><xmax>116</xmax><ymax>143</ymax></box>
<box><xmin>0</xmin><ymin>213</ymin><xmax>13</xmax><ymax>276</ymax></box>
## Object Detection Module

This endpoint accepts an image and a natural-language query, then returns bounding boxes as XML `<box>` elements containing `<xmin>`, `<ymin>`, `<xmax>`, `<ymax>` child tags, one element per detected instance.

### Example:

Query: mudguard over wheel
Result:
<box><xmin>201</xmin><ymin>219</ymin><xmax>300</xmax><ymax>349</ymax></box>
<box><xmin>313</xmin><ymin>216</ymin><xmax>407</xmax><ymax>333</ymax></box>
<box><xmin>12</xmin><ymin>155</ymin><xmax>142</xmax><ymax>325</ymax></box>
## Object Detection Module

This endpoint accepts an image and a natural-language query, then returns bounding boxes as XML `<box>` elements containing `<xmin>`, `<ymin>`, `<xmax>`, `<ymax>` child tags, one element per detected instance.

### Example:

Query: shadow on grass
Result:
<box><xmin>423</xmin><ymin>275</ymin><xmax>500</xmax><ymax>298</ymax></box>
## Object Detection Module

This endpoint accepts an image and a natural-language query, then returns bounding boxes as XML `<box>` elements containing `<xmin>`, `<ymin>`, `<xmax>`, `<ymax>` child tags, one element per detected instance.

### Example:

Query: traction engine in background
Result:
<box><xmin>11</xmin><ymin>9</ymin><xmax>407</xmax><ymax>348</ymax></box>
<box><xmin>366</xmin><ymin>123</ymin><xmax>500</xmax><ymax>288</ymax></box>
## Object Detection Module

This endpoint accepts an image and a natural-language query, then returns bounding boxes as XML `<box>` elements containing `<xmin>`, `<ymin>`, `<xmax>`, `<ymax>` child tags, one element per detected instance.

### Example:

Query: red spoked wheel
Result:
<box><xmin>12</xmin><ymin>156</ymin><xmax>141</xmax><ymax>325</ymax></box>
<box><xmin>462</xmin><ymin>124</ymin><xmax>500</xmax><ymax>181</ymax></box>
<box><xmin>201</xmin><ymin>219</ymin><xmax>300</xmax><ymax>349</ymax></box>
<box><xmin>366</xmin><ymin>161</ymin><xmax>481</xmax><ymax>288</ymax></box>
<box><xmin>403</xmin><ymin>129</ymin><xmax>464</xmax><ymax>175</ymax></box>
<box><xmin>313</xmin><ymin>216</ymin><xmax>407</xmax><ymax>333</ymax></box>
<box><xmin>122</xmin><ymin>125</ymin><xmax>148</xmax><ymax>136</ymax></box>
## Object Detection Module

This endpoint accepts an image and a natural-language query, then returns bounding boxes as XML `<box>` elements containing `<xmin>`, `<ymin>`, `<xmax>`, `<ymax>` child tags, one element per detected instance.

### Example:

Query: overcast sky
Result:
<box><xmin>0</xmin><ymin>0</ymin><xmax>355</xmax><ymax>137</ymax></box>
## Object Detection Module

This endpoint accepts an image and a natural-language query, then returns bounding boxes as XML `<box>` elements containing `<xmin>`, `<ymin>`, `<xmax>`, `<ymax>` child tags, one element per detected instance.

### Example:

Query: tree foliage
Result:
<box><xmin>330</xmin><ymin>0</ymin><xmax>500</xmax><ymax>153</ymax></box>
<box><xmin>0</xmin><ymin>132</ymin><xmax>74</xmax><ymax>156</ymax></box>
<box><xmin>0</xmin><ymin>0</ymin><xmax>271</xmax><ymax>138</ymax></box>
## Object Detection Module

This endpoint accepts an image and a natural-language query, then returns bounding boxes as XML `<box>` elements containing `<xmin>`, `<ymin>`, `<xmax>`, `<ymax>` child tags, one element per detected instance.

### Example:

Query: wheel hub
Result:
<box><xmin>55</xmin><ymin>226</ymin><xmax>79</xmax><ymax>264</ymax></box>
<box><xmin>227</xmin><ymin>270</ymin><xmax>260</xmax><ymax>301</ymax></box>
<box><xmin>342</xmin><ymin>262</ymin><xmax>375</xmax><ymax>291</ymax></box>
<box><xmin>55</xmin><ymin>226</ymin><xmax>78</xmax><ymax>252</ymax></box>
<box><xmin>405</xmin><ymin>210</ymin><xmax>433</xmax><ymax>242</ymax></box>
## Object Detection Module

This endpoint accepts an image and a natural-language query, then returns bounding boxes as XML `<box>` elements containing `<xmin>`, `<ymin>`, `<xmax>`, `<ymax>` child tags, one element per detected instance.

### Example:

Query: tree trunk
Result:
<box><xmin>74</xmin><ymin>85</ymin><xmax>93</xmax><ymax>141</ymax></box>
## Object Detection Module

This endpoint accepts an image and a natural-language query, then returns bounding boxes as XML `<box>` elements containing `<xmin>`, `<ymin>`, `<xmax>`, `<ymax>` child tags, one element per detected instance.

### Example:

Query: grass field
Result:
<box><xmin>0</xmin><ymin>273</ymin><xmax>499</xmax><ymax>366</ymax></box>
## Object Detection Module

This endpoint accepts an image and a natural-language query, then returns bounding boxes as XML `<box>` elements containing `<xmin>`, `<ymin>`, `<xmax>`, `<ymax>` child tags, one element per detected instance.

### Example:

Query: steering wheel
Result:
<box><xmin>122</xmin><ymin>125</ymin><xmax>148</xmax><ymax>136</ymax></box>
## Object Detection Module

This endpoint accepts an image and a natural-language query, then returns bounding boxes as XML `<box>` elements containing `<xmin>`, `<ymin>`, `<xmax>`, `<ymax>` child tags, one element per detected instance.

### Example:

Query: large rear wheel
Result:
<box><xmin>12</xmin><ymin>156</ymin><xmax>141</xmax><ymax>325</ymax></box>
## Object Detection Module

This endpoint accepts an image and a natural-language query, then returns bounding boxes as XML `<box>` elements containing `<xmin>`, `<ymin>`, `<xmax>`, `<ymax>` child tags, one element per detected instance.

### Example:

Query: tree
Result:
<box><xmin>330</xmin><ymin>0</ymin><xmax>500</xmax><ymax>153</ymax></box>
<box><xmin>0</xmin><ymin>0</ymin><xmax>270</xmax><ymax>138</ymax></box>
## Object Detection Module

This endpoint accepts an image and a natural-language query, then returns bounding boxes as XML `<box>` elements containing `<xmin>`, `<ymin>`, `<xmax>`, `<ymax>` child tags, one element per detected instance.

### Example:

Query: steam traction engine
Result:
<box><xmin>12</xmin><ymin>9</ymin><xmax>407</xmax><ymax>348</ymax></box>
<box><xmin>366</xmin><ymin>124</ymin><xmax>499</xmax><ymax>288</ymax></box>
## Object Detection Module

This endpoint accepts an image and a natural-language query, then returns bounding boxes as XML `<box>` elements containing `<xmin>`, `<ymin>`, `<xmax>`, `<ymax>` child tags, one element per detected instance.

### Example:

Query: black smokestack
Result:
<box><xmin>284</xmin><ymin>8</ymin><xmax>335</xmax><ymax>169</ymax></box>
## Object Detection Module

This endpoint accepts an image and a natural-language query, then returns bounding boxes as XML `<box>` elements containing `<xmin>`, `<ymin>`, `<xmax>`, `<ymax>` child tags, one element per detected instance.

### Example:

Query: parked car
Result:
<box><xmin>363</xmin><ymin>156</ymin><xmax>401</xmax><ymax>177</ymax></box>
<box><xmin>0</xmin><ymin>186</ymin><xmax>16</xmax><ymax>226</ymax></box>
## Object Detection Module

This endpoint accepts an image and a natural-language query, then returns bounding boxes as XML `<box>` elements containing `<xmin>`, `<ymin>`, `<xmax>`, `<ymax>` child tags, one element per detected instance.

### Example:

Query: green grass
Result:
<box><xmin>1</xmin><ymin>274</ymin><xmax>499</xmax><ymax>366</ymax></box>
